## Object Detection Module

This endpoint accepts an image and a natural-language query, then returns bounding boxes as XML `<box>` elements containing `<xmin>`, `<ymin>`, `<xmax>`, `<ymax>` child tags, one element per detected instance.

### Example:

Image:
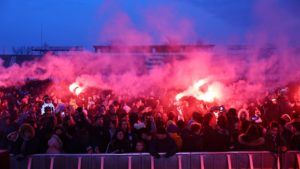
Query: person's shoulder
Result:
<box><xmin>238</xmin><ymin>134</ymin><xmax>265</xmax><ymax>146</ymax></box>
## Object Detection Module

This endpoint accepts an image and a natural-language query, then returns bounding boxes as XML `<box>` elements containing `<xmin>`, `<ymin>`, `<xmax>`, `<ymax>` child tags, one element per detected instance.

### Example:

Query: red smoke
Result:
<box><xmin>1</xmin><ymin>0</ymin><xmax>300</xmax><ymax>108</ymax></box>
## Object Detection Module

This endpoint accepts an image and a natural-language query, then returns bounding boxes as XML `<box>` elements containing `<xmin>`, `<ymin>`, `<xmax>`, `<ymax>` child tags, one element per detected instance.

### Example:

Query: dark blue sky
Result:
<box><xmin>0</xmin><ymin>0</ymin><xmax>299</xmax><ymax>53</ymax></box>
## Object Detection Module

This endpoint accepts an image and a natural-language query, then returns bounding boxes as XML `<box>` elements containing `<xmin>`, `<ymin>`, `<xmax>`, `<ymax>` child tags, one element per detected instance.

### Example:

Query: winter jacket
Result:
<box><xmin>47</xmin><ymin>134</ymin><xmax>63</xmax><ymax>154</ymax></box>
<box><xmin>264</xmin><ymin>132</ymin><xmax>287</xmax><ymax>153</ymax></box>
<box><xmin>106</xmin><ymin>139</ymin><xmax>131</xmax><ymax>153</ymax></box>
<box><xmin>290</xmin><ymin>132</ymin><xmax>300</xmax><ymax>150</ymax></box>
<box><xmin>238</xmin><ymin>134</ymin><xmax>265</xmax><ymax>151</ymax></box>
<box><xmin>202</xmin><ymin>126</ymin><xmax>230</xmax><ymax>151</ymax></box>
<box><xmin>149</xmin><ymin>136</ymin><xmax>178</xmax><ymax>158</ymax></box>
<box><xmin>183</xmin><ymin>133</ymin><xmax>203</xmax><ymax>152</ymax></box>
<box><xmin>91</xmin><ymin>126</ymin><xmax>111</xmax><ymax>153</ymax></box>
<box><xmin>169</xmin><ymin>133</ymin><xmax>183</xmax><ymax>151</ymax></box>
<box><xmin>11</xmin><ymin>124</ymin><xmax>40</xmax><ymax>156</ymax></box>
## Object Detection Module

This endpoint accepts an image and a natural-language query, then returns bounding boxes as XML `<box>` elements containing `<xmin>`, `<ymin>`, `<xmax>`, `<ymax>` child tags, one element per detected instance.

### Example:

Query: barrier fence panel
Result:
<box><xmin>284</xmin><ymin>151</ymin><xmax>300</xmax><ymax>169</ymax></box>
<box><xmin>30</xmin><ymin>155</ymin><xmax>51</xmax><ymax>169</ymax></box>
<box><xmin>10</xmin><ymin>156</ymin><xmax>28</xmax><ymax>169</ymax></box>
<box><xmin>190</xmin><ymin>153</ymin><xmax>227</xmax><ymax>169</ymax></box>
<box><xmin>8</xmin><ymin>151</ymin><xmax>300</xmax><ymax>169</ymax></box>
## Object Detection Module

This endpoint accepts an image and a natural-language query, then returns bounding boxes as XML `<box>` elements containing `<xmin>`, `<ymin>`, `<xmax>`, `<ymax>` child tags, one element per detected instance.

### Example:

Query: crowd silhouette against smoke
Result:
<box><xmin>1</xmin><ymin>0</ymin><xmax>300</xmax><ymax>159</ymax></box>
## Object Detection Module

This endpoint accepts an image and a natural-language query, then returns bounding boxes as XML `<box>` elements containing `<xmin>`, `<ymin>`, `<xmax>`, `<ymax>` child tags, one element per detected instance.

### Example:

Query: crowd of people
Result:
<box><xmin>0</xmin><ymin>82</ymin><xmax>300</xmax><ymax>160</ymax></box>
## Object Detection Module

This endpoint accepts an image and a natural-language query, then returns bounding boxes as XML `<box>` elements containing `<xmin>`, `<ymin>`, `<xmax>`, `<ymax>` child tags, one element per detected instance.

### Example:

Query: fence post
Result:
<box><xmin>27</xmin><ymin>157</ymin><xmax>32</xmax><ymax>169</ymax></box>
<box><xmin>297</xmin><ymin>154</ymin><xmax>300</xmax><ymax>169</ymax></box>
<box><xmin>151</xmin><ymin>156</ymin><xmax>154</xmax><ymax>169</ymax></box>
<box><xmin>200</xmin><ymin>155</ymin><xmax>204</xmax><ymax>169</ymax></box>
<box><xmin>248</xmin><ymin>154</ymin><xmax>254</xmax><ymax>169</ymax></box>
<box><xmin>276</xmin><ymin>154</ymin><xmax>280</xmax><ymax>169</ymax></box>
<box><xmin>227</xmin><ymin>154</ymin><xmax>232</xmax><ymax>169</ymax></box>
<box><xmin>128</xmin><ymin>156</ymin><xmax>132</xmax><ymax>169</ymax></box>
<box><xmin>49</xmin><ymin>157</ymin><xmax>55</xmax><ymax>169</ymax></box>
<box><xmin>100</xmin><ymin>156</ymin><xmax>104</xmax><ymax>169</ymax></box>
<box><xmin>77</xmin><ymin>157</ymin><xmax>82</xmax><ymax>169</ymax></box>
<box><xmin>178</xmin><ymin>155</ymin><xmax>182</xmax><ymax>169</ymax></box>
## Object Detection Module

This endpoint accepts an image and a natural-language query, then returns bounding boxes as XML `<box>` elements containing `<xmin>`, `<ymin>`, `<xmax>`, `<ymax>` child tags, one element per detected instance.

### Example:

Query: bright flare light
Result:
<box><xmin>69</xmin><ymin>82</ymin><xmax>84</xmax><ymax>96</ymax></box>
<box><xmin>175</xmin><ymin>78</ymin><xmax>223</xmax><ymax>102</ymax></box>
<box><xmin>69</xmin><ymin>83</ymin><xmax>78</xmax><ymax>93</ymax></box>
<box><xmin>75</xmin><ymin>87</ymin><xmax>84</xmax><ymax>96</ymax></box>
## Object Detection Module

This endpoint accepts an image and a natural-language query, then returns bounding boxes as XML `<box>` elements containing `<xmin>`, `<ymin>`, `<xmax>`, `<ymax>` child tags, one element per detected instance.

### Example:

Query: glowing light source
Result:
<box><xmin>75</xmin><ymin>87</ymin><xmax>84</xmax><ymax>96</ymax></box>
<box><xmin>69</xmin><ymin>83</ymin><xmax>78</xmax><ymax>93</ymax></box>
<box><xmin>175</xmin><ymin>78</ymin><xmax>223</xmax><ymax>103</ymax></box>
<box><xmin>69</xmin><ymin>82</ymin><xmax>84</xmax><ymax>96</ymax></box>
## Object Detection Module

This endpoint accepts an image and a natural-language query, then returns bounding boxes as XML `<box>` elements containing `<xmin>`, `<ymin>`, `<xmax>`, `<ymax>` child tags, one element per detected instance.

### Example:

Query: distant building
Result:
<box><xmin>31</xmin><ymin>46</ymin><xmax>83</xmax><ymax>55</ymax></box>
<box><xmin>93</xmin><ymin>44</ymin><xmax>215</xmax><ymax>70</ymax></box>
<box><xmin>0</xmin><ymin>54</ymin><xmax>39</xmax><ymax>67</ymax></box>
<box><xmin>0</xmin><ymin>46</ymin><xmax>83</xmax><ymax>67</ymax></box>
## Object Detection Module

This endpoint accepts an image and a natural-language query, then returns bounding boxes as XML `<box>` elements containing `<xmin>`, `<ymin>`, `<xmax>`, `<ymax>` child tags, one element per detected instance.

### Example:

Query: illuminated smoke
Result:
<box><xmin>0</xmin><ymin>0</ymin><xmax>299</xmax><ymax>106</ymax></box>
<box><xmin>175</xmin><ymin>78</ymin><xmax>224</xmax><ymax>103</ymax></box>
<box><xmin>69</xmin><ymin>82</ymin><xmax>85</xmax><ymax>96</ymax></box>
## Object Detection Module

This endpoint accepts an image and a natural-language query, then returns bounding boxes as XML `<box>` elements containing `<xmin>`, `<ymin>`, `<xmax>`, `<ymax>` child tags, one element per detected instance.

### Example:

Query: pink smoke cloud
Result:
<box><xmin>0</xmin><ymin>0</ymin><xmax>299</xmax><ymax>107</ymax></box>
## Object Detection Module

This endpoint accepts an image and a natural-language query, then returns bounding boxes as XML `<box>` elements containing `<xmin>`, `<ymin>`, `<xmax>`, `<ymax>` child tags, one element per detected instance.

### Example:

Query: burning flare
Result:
<box><xmin>69</xmin><ymin>82</ymin><xmax>84</xmax><ymax>96</ymax></box>
<box><xmin>175</xmin><ymin>78</ymin><xmax>223</xmax><ymax>102</ymax></box>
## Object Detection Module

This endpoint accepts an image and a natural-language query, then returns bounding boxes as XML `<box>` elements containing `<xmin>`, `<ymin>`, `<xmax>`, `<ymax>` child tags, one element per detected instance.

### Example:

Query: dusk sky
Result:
<box><xmin>0</xmin><ymin>0</ymin><xmax>299</xmax><ymax>53</ymax></box>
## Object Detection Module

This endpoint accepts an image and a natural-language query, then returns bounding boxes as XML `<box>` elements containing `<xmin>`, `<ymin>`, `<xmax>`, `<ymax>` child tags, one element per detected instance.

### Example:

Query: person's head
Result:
<box><xmin>120</xmin><ymin>111</ymin><xmax>129</xmax><ymax>121</ymax></box>
<box><xmin>269</xmin><ymin>121</ymin><xmax>280</xmax><ymax>136</ymax></box>
<box><xmin>135</xmin><ymin>99</ymin><xmax>143</xmax><ymax>108</ymax></box>
<box><xmin>143</xmin><ymin>112</ymin><xmax>153</xmax><ymax>121</ymax></box>
<box><xmin>227</xmin><ymin>108</ymin><xmax>237</xmax><ymax>119</ymax></box>
<box><xmin>95</xmin><ymin>116</ymin><xmax>104</xmax><ymax>127</ymax></box>
<box><xmin>4</xmin><ymin>117</ymin><xmax>11</xmax><ymax>125</ymax></box>
<box><xmin>139</xmin><ymin>128</ymin><xmax>151</xmax><ymax>141</ymax></box>
<box><xmin>44</xmin><ymin>106</ymin><xmax>52</xmax><ymax>115</ymax></box>
<box><xmin>120</xmin><ymin>120</ymin><xmax>129</xmax><ymax>131</ymax></box>
<box><xmin>176</xmin><ymin>120</ymin><xmax>186</xmax><ymax>130</ymax></box>
<box><xmin>113</xmin><ymin>101</ymin><xmax>120</xmax><ymax>110</ymax></box>
<box><xmin>135</xmin><ymin>140</ymin><xmax>145</xmax><ymax>152</ymax></box>
<box><xmin>99</xmin><ymin>105</ymin><xmax>106</xmax><ymax>114</ymax></box>
<box><xmin>74</xmin><ymin>107</ymin><xmax>86</xmax><ymax>121</ymax></box>
<box><xmin>21</xmin><ymin>96</ymin><xmax>29</xmax><ymax>104</ymax></box>
<box><xmin>192</xmin><ymin>112</ymin><xmax>203</xmax><ymax>123</ymax></box>
<box><xmin>115</xmin><ymin>129</ymin><xmax>125</xmax><ymax>141</ymax></box>
<box><xmin>19</xmin><ymin>123</ymin><xmax>35</xmax><ymax>141</ymax></box>
<box><xmin>167</xmin><ymin>111</ymin><xmax>175</xmax><ymax>121</ymax></box>
<box><xmin>190</xmin><ymin>123</ymin><xmax>201</xmax><ymax>135</ymax></box>
<box><xmin>23</xmin><ymin>129</ymin><xmax>34</xmax><ymax>139</ymax></box>
<box><xmin>54</xmin><ymin>125</ymin><xmax>64</xmax><ymax>136</ymax></box>
<box><xmin>203</xmin><ymin>113</ymin><xmax>217</xmax><ymax>129</ymax></box>
<box><xmin>245</xmin><ymin>124</ymin><xmax>260</xmax><ymax>140</ymax></box>
<box><xmin>109</xmin><ymin>120</ymin><xmax>118</xmax><ymax>129</ymax></box>
<box><xmin>291</xmin><ymin>112</ymin><xmax>300</xmax><ymax>121</ymax></box>
<box><xmin>278</xmin><ymin>118</ymin><xmax>287</xmax><ymax>127</ymax></box>
<box><xmin>217</xmin><ymin>115</ymin><xmax>228</xmax><ymax>130</ymax></box>
<box><xmin>44</xmin><ymin>97</ymin><xmax>52</xmax><ymax>104</ymax></box>
<box><xmin>109</xmin><ymin>105</ymin><xmax>116</xmax><ymax>114</ymax></box>
<box><xmin>238</xmin><ymin>110</ymin><xmax>249</xmax><ymax>121</ymax></box>
<box><xmin>211</xmin><ymin>106</ymin><xmax>220</xmax><ymax>118</ymax></box>
<box><xmin>21</xmin><ymin>104</ymin><xmax>29</xmax><ymax>113</ymax></box>
<box><xmin>291</xmin><ymin>122</ymin><xmax>300</xmax><ymax>134</ymax></box>
<box><xmin>156</xmin><ymin>128</ymin><xmax>167</xmax><ymax>140</ymax></box>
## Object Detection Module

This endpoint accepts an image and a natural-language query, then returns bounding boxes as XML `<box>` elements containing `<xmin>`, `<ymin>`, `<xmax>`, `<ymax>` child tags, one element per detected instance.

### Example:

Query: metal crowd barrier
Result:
<box><xmin>9</xmin><ymin>151</ymin><xmax>300</xmax><ymax>169</ymax></box>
